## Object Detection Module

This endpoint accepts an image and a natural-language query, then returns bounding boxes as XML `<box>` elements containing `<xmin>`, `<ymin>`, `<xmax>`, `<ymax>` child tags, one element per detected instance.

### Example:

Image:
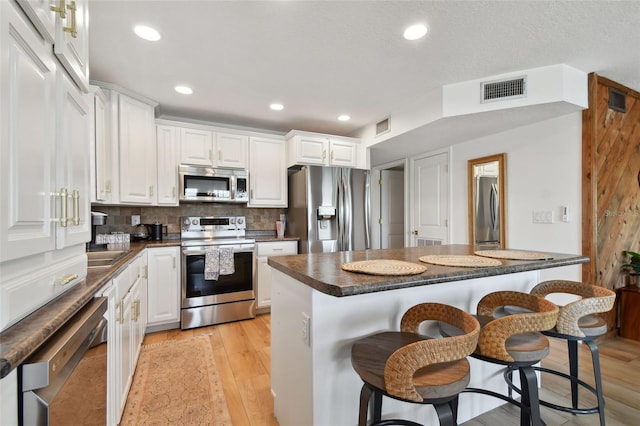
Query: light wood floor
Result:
<box><xmin>139</xmin><ymin>314</ymin><xmax>640</xmax><ymax>425</ymax></box>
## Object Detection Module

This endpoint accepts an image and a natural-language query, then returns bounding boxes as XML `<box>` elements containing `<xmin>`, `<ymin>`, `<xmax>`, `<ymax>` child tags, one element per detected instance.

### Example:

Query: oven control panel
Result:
<box><xmin>181</xmin><ymin>216</ymin><xmax>246</xmax><ymax>232</ymax></box>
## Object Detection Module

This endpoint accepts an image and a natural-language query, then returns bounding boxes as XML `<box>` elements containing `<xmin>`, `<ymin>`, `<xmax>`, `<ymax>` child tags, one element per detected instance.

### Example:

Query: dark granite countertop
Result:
<box><xmin>267</xmin><ymin>244</ymin><xmax>589</xmax><ymax>297</ymax></box>
<box><xmin>246</xmin><ymin>229</ymin><xmax>299</xmax><ymax>243</ymax></box>
<box><xmin>0</xmin><ymin>240</ymin><xmax>180</xmax><ymax>378</ymax></box>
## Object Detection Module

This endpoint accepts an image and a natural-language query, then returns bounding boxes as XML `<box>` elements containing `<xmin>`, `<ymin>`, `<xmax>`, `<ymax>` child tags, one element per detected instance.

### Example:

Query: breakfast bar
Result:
<box><xmin>268</xmin><ymin>244</ymin><xmax>589</xmax><ymax>426</ymax></box>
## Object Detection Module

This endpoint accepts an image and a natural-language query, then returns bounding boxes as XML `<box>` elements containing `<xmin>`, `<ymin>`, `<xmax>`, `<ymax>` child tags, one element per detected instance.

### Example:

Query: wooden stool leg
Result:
<box><xmin>359</xmin><ymin>384</ymin><xmax>373</xmax><ymax>426</ymax></box>
<box><xmin>519</xmin><ymin>366</ymin><xmax>543</xmax><ymax>426</ymax></box>
<box><xmin>586</xmin><ymin>341</ymin><xmax>606</xmax><ymax>426</ymax></box>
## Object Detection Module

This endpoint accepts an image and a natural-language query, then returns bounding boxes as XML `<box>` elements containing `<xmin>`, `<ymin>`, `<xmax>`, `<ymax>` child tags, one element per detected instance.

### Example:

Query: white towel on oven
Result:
<box><xmin>219</xmin><ymin>247</ymin><xmax>235</xmax><ymax>276</ymax></box>
<box><xmin>204</xmin><ymin>247</ymin><xmax>220</xmax><ymax>280</ymax></box>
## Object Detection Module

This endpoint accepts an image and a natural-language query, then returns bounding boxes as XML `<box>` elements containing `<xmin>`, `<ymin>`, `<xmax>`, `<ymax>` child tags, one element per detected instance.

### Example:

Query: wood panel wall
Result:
<box><xmin>582</xmin><ymin>73</ymin><xmax>640</xmax><ymax>329</ymax></box>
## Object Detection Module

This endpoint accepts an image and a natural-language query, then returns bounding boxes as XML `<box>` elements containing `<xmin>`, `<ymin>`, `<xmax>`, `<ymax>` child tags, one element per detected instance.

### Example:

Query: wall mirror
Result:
<box><xmin>468</xmin><ymin>153</ymin><xmax>506</xmax><ymax>248</ymax></box>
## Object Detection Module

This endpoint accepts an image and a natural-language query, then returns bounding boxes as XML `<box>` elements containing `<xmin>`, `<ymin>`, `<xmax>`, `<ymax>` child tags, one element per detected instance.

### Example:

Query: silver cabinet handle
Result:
<box><xmin>52</xmin><ymin>188</ymin><xmax>69</xmax><ymax>227</ymax></box>
<box><xmin>50</xmin><ymin>0</ymin><xmax>67</xmax><ymax>18</ymax></box>
<box><xmin>149</xmin><ymin>185</ymin><xmax>154</xmax><ymax>196</ymax></box>
<box><xmin>54</xmin><ymin>273</ymin><xmax>78</xmax><ymax>286</ymax></box>
<box><xmin>63</xmin><ymin>1</ymin><xmax>78</xmax><ymax>38</ymax></box>
<box><xmin>71</xmin><ymin>189</ymin><xmax>80</xmax><ymax>226</ymax></box>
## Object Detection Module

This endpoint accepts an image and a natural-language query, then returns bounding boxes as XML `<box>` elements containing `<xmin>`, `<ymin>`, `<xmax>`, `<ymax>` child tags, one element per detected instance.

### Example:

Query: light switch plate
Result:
<box><xmin>532</xmin><ymin>211</ymin><xmax>553</xmax><ymax>224</ymax></box>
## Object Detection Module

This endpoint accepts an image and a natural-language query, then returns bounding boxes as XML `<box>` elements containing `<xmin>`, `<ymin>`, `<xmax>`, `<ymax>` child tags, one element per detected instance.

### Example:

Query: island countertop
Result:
<box><xmin>267</xmin><ymin>244</ymin><xmax>589</xmax><ymax>297</ymax></box>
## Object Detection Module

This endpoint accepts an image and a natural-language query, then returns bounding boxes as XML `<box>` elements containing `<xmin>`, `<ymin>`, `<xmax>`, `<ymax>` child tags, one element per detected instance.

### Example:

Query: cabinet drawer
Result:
<box><xmin>256</xmin><ymin>241</ymin><xmax>298</xmax><ymax>257</ymax></box>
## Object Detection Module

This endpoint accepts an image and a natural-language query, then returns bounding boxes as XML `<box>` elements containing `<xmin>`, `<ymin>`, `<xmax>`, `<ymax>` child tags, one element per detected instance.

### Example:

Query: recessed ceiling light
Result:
<box><xmin>270</xmin><ymin>103</ymin><xmax>284</xmax><ymax>111</ymax></box>
<box><xmin>403</xmin><ymin>23</ymin><xmax>428</xmax><ymax>41</ymax></box>
<box><xmin>338</xmin><ymin>115</ymin><xmax>350</xmax><ymax>121</ymax></box>
<box><xmin>134</xmin><ymin>25</ymin><xmax>161</xmax><ymax>41</ymax></box>
<box><xmin>175</xmin><ymin>86</ymin><xmax>193</xmax><ymax>95</ymax></box>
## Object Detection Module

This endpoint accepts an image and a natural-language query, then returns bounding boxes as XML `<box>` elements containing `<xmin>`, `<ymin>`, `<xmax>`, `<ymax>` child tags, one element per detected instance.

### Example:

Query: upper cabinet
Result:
<box><xmin>180</xmin><ymin>126</ymin><xmax>248</xmax><ymax>169</ymax></box>
<box><xmin>90</xmin><ymin>86</ymin><xmax>113</xmax><ymax>203</ymax></box>
<box><xmin>156</xmin><ymin>125</ymin><xmax>179</xmax><ymax>206</ymax></box>
<box><xmin>248</xmin><ymin>136</ymin><xmax>287</xmax><ymax>207</ymax></box>
<box><xmin>17</xmin><ymin>0</ymin><xmax>90</xmax><ymax>92</ymax></box>
<box><xmin>286</xmin><ymin>130</ymin><xmax>366</xmax><ymax>169</ymax></box>
<box><xmin>1</xmin><ymin>0</ymin><xmax>90</xmax><ymax>260</ymax></box>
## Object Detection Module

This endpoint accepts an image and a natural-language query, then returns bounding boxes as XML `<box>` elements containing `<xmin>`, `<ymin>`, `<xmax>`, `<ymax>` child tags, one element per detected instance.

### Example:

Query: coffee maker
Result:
<box><xmin>87</xmin><ymin>211</ymin><xmax>108</xmax><ymax>249</ymax></box>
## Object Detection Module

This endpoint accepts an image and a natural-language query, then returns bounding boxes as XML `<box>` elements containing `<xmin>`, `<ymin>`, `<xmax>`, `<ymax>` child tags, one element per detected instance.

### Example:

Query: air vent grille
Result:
<box><xmin>481</xmin><ymin>76</ymin><xmax>527</xmax><ymax>103</ymax></box>
<box><xmin>608</xmin><ymin>87</ymin><xmax>626</xmax><ymax>113</ymax></box>
<box><xmin>376</xmin><ymin>117</ymin><xmax>390</xmax><ymax>136</ymax></box>
<box><xmin>416</xmin><ymin>238</ymin><xmax>442</xmax><ymax>246</ymax></box>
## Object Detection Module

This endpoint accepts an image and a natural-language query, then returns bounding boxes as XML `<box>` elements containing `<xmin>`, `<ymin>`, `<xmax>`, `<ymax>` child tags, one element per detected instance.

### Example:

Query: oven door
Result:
<box><xmin>181</xmin><ymin>245</ymin><xmax>254</xmax><ymax>308</ymax></box>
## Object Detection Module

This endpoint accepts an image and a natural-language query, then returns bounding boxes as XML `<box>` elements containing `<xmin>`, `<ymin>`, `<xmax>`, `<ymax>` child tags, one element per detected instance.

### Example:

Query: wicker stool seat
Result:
<box><xmin>351</xmin><ymin>303</ymin><xmax>480</xmax><ymax>426</ymax></box>
<box><xmin>460</xmin><ymin>290</ymin><xmax>559</xmax><ymax>426</ymax></box>
<box><xmin>507</xmin><ymin>280</ymin><xmax>616</xmax><ymax>426</ymax></box>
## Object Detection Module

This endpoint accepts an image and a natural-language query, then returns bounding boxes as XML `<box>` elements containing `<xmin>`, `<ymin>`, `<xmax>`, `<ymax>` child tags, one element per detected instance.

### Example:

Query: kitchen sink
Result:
<box><xmin>87</xmin><ymin>250</ymin><xmax>130</xmax><ymax>268</ymax></box>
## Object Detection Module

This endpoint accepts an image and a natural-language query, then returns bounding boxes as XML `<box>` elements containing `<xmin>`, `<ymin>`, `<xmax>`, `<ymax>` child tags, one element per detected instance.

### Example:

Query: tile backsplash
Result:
<box><xmin>91</xmin><ymin>204</ymin><xmax>286</xmax><ymax>236</ymax></box>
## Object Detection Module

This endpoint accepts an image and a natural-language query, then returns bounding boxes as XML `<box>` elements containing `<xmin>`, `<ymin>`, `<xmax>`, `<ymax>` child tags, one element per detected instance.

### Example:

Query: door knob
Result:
<box><xmin>413</xmin><ymin>230</ymin><xmax>418</xmax><ymax>235</ymax></box>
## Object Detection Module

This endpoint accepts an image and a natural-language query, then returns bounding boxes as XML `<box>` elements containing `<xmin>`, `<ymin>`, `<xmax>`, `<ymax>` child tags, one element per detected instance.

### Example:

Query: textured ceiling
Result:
<box><xmin>89</xmin><ymin>0</ymin><xmax>640</xmax><ymax>137</ymax></box>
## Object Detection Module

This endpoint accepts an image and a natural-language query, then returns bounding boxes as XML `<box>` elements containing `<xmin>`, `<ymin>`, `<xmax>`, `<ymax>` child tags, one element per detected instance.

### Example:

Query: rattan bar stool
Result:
<box><xmin>450</xmin><ymin>290</ymin><xmax>559</xmax><ymax>426</ymax></box>
<box><xmin>507</xmin><ymin>280</ymin><xmax>616</xmax><ymax>426</ymax></box>
<box><xmin>350</xmin><ymin>303</ymin><xmax>480</xmax><ymax>426</ymax></box>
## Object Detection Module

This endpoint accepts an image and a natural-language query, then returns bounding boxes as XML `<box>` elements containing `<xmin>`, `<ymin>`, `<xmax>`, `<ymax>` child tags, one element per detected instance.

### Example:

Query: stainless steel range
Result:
<box><xmin>180</xmin><ymin>216</ymin><xmax>255</xmax><ymax>329</ymax></box>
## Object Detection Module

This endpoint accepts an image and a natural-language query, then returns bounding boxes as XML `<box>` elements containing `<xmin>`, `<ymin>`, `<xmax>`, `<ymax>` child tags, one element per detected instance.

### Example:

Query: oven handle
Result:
<box><xmin>182</xmin><ymin>246</ymin><xmax>254</xmax><ymax>255</ymax></box>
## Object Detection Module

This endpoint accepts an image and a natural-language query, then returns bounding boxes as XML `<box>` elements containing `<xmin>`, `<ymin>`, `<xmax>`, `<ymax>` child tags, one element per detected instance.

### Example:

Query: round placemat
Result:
<box><xmin>341</xmin><ymin>259</ymin><xmax>427</xmax><ymax>276</ymax></box>
<box><xmin>419</xmin><ymin>254</ymin><xmax>502</xmax><ymax>268</ymax></box>
<box><xmin>474</xmin><ymin>250</ymin><xmax>553</xmax><ymax>260</ymax></box>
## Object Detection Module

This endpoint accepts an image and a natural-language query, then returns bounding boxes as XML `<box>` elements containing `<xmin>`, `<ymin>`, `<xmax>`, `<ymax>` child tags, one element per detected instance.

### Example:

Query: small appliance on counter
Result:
<box><xmin>131</xmin><ymin>224</ymin><xmax>150</xmax><ymax>241</ymax></box>
<box><xmin>131</xmin><ymin>223</ymin><xmax>165</xmax><ymax>241</ymax></box>
<box><xmin>87</xmin><ymin>211</ymin><xmax>108</xmax><ymax>249</ymax></box>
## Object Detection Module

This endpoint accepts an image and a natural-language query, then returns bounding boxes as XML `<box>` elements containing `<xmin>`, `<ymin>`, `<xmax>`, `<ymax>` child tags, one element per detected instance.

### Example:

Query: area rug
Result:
<box><xmin>120</xmin><ymin>335</ymin><xmax>231</xmax><ymax>425</ymax></box>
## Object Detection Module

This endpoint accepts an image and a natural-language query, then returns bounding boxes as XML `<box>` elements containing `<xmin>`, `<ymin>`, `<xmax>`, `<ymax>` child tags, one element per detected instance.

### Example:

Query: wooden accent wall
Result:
<box><xmin>582</xmin><ymin>74</ymin><xmax>640</xmax><ymax>328</ymax></box>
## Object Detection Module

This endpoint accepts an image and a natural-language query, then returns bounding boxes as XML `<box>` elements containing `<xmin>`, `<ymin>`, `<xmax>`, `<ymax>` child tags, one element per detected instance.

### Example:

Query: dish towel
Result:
<box><xmin>204</xmin><ymin>247</ymin><xmax>220</xmax><ymax>280</ymax></box>
<box><xmin>219</xmin><ymin>247</ymin><xmax>235</xmax><ymax>276</ymax></box>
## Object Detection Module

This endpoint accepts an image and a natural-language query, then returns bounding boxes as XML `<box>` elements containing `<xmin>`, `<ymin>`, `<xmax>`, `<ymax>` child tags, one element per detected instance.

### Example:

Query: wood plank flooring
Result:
<box><xmin>137</xmin><ymin>314</ymin><xmax>640</xmax><ymax>425</ymax></box>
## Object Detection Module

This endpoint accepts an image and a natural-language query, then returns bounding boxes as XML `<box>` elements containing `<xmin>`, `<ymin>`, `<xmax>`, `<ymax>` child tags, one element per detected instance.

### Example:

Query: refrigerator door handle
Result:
<box><xmin>364</xmin><ymin>170</ymin><xmax>371</xmax><ymax>250</ymax></box>
<box><xmin>343</xmin><ymin>169</ymin><xmax>353</xmax><ymax>251</ymax></box>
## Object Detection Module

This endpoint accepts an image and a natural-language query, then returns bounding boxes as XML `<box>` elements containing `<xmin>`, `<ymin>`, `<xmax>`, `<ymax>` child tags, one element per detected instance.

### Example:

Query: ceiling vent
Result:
<box><xmin>481</xmin><ymin>76</ymin><xmax>527</xmax><ymax>103</ymax></box>
<box><xmin>608</xmin><ymin>87</ymin><xmax>626</xmax><ymax>113</ymax></box>
<box><xmin>375</xmin><ymin>117</ymin><xmax>390</xmax><ymax>136</ymax></box>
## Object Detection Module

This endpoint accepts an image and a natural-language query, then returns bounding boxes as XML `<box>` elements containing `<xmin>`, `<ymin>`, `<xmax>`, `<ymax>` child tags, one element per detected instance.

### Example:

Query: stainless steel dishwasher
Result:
<box><xmin>20</xmin><ymin>296</ymin><xmax>108</xmax><ymax>425</ymax></box>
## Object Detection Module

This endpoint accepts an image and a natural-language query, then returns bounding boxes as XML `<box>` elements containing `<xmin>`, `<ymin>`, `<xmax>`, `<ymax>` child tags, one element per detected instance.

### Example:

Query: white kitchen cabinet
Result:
<box><xmin>101</xmin><ymin>282</ymin><xmax>118</xmax><ymax>426</ymax></box>
<box><xmin>118</xmin><ymin>93</ymin><xmax>157</xmax><ymax>204</ymax></box>
<box><xmin>180</xmin><ymin>127</ymin><xmax>213</xmax><ymax>165</ymax></box>
<box><xmin>286</xmin><ymin>131</ymin><xmax>364</xmax><ymax>168</ymax></box>
<box><xmin>217</xmin><ymin>132</ymin><xmax>248</xmax><ymax>169</ymax></box>
<box><xmin>248</xmin><ymin>136</ymin><xmax>288</xmax><ymax>207</ymax></box>
<box><xmin>91</xmin><ymin>86</ymin><xmax>113</xmax><ymax>203</ymax></box>
<box><xmin>55</xmin><ymin>67</ymin><xmax>91</xmax><ymax>249</ymax></box>
<box><xmin>17</xmin><ymin>0</ymin><xmax>90</xmax><ymax>92</ymax></box>
<box><xmin>156</xmin><ymin>125</ymin><xmax>180</xmax><ymax>205</ymax></box>
<box><xmin>132</xmin><ymin>253</ymin><xmax>148</xmax><ymax>363</ymax></box>
<box><xmin>254</xmin><ymin>241</ymin><xmax>297</xmax><ymax>310</ymax></box>
<box><xmin>0</xmin><ymin>1</ymin><xmax>57</xmax><ymax>261</ymax></box>
<box><xmin>180</xmin><ymin>127</ymin><xmax>248</xmax><ymax>169</ymax></box>
<box><xmin>147</xmin><ymin>246</ymin><xmax>180</xmax><ymax>330</ymax></box>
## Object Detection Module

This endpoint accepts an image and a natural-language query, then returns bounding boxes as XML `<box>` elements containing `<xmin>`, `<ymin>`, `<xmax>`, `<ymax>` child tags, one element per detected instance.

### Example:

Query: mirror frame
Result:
<box><xmin>468</xmin><ymin>153</ymin><xmax>507</xmax><ymax>249</ymax></box>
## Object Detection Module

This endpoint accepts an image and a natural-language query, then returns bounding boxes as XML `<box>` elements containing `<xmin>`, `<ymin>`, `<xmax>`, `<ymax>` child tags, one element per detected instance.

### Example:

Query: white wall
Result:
<box><xmin>450</xmin><ymin>112</ymin><xmax>583</xmax><ymax>281</ymax></box>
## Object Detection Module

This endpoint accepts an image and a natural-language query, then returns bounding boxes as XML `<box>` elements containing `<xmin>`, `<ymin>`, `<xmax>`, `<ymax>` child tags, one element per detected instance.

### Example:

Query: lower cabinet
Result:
<box><xmin>254</xmin><ymin>241</ymin><xmax>298</xmax><ymax>310</ymax></box>
<box><xmin>146</xmin><ymin>246</ymin><xmax>180</xmax><ymax>330</ymax></box>
<box><xmin>103</xmin><ymin>252</ymin><xmax>147</xmax><ymax>426</ymax></box>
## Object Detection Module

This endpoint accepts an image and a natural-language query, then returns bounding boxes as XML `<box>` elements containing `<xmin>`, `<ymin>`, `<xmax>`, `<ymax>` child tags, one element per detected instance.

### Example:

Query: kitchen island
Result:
<box><xmin>268</xmin><ymin>244</ymin><xmax>588</xmax><ymax>426</ymax></box>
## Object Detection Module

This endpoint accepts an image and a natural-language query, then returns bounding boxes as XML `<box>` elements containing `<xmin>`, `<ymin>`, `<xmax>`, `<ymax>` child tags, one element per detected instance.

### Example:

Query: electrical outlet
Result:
<box><xmin>131</xmin><ymin>215</ymin><xmax>141</xmax><ymax>226</ymax></box>
<box><xmin>301</xmin><ymin>312</ymin><xmax>310</xmax><ymax>347</ymax></box>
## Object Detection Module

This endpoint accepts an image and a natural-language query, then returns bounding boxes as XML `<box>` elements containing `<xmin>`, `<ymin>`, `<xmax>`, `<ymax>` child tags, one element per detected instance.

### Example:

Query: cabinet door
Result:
<box><xmin>15</xmin><ymin>0</ymin><xmax>56</xmax><ymax>42</ymax></box>
<box><xmin>53</xmin><ymin>0</ymin><xmax>89</xmax><ymax>92</ymax></box>
<box><xmin>92</xmin><ymin>88</ymin><xmax>112</xmax><ymax>203</ymax></box>
<box><xmin>101</xmin><ymin>284</ymin><xmax>119</xmax><ymax>426</ymax></box>
<box><xmin>180</xmin><ymin>128</ymin><xmax>213</xmax><ymax>165</ymax></box>
<box><xmin>0</xmin><ymin>1</ymin><xmax>57</xmax><ymax>261</ymax></box>
<box><xmin>147</xmin><ymin>247</ymin><xmax>180</xmax><ymax>326</ymax></box>
<box><xmin>156</xmin><ymin>125</ymin><xmax>179</xmax><ymax>205</ymax></box>
<box><xmin>296</xmin><ymin>136</ymin><xmax>329</xmax><ymax>165</ymax></box>
<box><xmin>130</xmin><ymin>278</ymin><xmax>143</xmax><ymax>368</ymax></box>
<box><xmin>55</xmin><ymin>69</ymin><xmax>91</xmax><ymax>249</ymax></box>
<box><xmin>248</xmin><ymin>137</ymin><xmax>287</xmax><ymax>207</ymax></box>
<box><xmin>118</xmin><ymin>94</ymin><xmax>157</xmax><ymax>204</ymax></box>
<box><xmin>217</xmin><ymin>132</ymin><xmax>248</xmax><ymax>169</ymax></box>
<box><xmin>117</xmin><ymin>289</ymin><xmax>133</xmax><ymax>421</ymax></box>
<box><xmin>256</xmin><ymin>256</ymin><xmax>271</xmax><ymax>309</ymax></box>
<box><xmin>329</xmin><ymin>139</ymin><xmax>357</xmax><ymax>167</ymax></box>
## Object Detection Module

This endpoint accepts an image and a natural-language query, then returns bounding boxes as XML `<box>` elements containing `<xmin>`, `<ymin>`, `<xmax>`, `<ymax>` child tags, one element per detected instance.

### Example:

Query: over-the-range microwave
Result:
<box><xmin>179</xmin><ymin>164</ymin><xmax>248</xmax><ymax>203</ymax></box>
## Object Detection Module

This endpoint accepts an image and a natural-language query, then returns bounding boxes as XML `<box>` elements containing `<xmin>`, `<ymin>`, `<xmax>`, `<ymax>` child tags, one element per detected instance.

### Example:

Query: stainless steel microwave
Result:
<box><xmin>179</xmin><ymin>164</ymin><xmax>248</xmax><ymax>203</ymax></box>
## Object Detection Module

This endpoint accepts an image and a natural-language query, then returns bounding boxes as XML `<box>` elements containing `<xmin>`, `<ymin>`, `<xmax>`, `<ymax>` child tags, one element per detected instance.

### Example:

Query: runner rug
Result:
<box><xmin>120</xmin><ymin>335</ymin><xmax>231</xmax><ymax>425</ymax></box>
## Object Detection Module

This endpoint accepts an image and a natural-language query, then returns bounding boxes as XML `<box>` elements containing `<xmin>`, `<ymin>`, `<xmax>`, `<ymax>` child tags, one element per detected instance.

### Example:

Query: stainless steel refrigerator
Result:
<box><xmin>474</xmin><ymin>175</ymin><xmax>500</xmax><ymax>245</ymax></box>
<box><xmin>287</xmin><ymin>166</ymin><xmax>370</xmax><ymax>253</ymax></box>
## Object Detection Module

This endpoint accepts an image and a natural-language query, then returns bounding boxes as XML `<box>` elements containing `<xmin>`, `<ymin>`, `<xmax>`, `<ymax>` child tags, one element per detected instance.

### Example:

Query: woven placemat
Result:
<box><xmin>341</xmin><ymin>259</ymin><xmax>427</xmax><ymax>276</ymax></box>
<box><xmin>474</xmin><ymin>249</ymin><xmax>553</xmax><ymax>260</ymax></box>
<box><xmin>419</xmin><ymin>254</ymin><xmax>502</xmax><ymax>268</ymax></box>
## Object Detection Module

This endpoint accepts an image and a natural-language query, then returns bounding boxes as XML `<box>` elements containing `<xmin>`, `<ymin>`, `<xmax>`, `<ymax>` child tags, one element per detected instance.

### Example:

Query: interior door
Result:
<box><xmin>411</xmin><ymin>152</ymin><xmax>449</xmax><ymax>245</ymax></box>
<box><xmin>380</xmin><ymin>169</ymin><xmax>405</xmax><ymax>248</ymax></box>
